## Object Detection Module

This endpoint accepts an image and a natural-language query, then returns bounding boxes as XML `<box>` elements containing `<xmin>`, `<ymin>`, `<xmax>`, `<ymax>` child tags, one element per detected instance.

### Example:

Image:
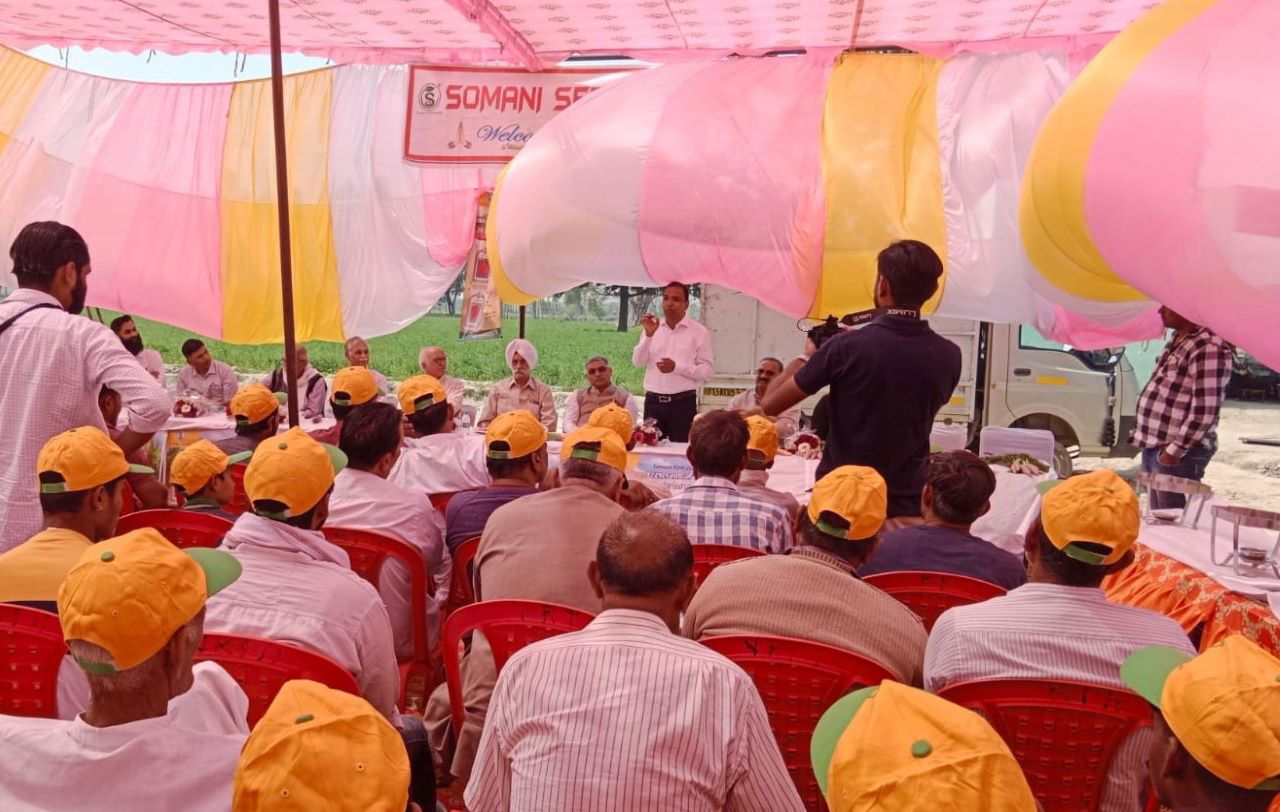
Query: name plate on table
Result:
<box><xmin>633</xmin><ymin>455</ymin><xmax>696</xmax><ymax>494</ymax></box>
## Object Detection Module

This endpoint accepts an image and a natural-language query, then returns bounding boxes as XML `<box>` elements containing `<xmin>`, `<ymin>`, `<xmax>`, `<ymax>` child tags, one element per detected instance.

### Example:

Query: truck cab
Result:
<box><xmin>701</xmin><ymin>285</ymin><xmax>1139</xmax><ymax>475</ymax></box>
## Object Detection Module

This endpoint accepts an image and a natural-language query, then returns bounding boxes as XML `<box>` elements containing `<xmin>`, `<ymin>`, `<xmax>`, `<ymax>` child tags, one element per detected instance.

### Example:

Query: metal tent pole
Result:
<box><xmin>518</xmin><ymin>305</ymin><xmax>526</xmax><ymax>338</ymax></box>
<box><xmin>268</xmin><ymin>0</ymin><xmax>300</xmax><ymax>427</ymax></box>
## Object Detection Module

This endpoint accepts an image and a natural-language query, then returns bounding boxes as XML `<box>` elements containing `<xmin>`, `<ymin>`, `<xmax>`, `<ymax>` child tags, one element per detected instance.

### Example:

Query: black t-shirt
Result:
<box><xmin>793</xmin><ymin>314</ymin><xmax>961</xmax><ymax>517</ymax></box>
<box><xmin>857</xmin><ymin>524</ymin><xmax>1028</xmax><ymax>590</ymax></box>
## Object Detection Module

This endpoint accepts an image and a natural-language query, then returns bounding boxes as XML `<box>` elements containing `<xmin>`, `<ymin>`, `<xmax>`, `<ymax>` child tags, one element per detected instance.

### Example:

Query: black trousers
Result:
<box><xmin>644</xmin><ymin>390</ymin><xmax>698</xmax><ymax>442</ymax></box>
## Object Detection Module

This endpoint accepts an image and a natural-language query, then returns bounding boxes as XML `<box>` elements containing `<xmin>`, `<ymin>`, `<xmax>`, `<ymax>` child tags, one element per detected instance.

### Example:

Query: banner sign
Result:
<box><xmin>459</xmin><ymin>199</ymin><xmax>502</xmax><ymax>341</ymax></box>
<box><xmin>404</xmin><ymin>65</ymin><xmax>626</xmax><ymax>164</ymax></box>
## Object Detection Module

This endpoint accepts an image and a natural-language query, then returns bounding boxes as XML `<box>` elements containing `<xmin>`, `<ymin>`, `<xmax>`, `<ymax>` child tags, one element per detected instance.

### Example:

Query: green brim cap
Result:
<box><xmin>126</xmin><ymin>463</ymin><xmax>155</xmax><ymax>475</ymax></box>
<box><xmin>226</xmin><ymin>450</ymin><xmax>253</xmax><ymax>465</ymax></box>
<box><xmin>272</xmin><ymin>392</ymin><xmax>288</xmax><ymax>405</ymax></box>
<box><xmin>811</xmin><ymin>686</ymin><xmax>878</xmax><ymax>797</ymax></box>
<box><xmin>1037</xmin><ymin>479</ymin><xmax>1063</xmax><ymax>496</ymax></box>
<box><xmin>185</xmin><ymin>547</ymin><xmax>243</xmax><ymax>597</ymax></box>
<box><xmin>1121</xmin><ymin>644</ymin><xmax>1193</xmax><ymax>707</ymax></box>
<box><xmin>322</xmin><ymin>443</ymin><xmax>348</xmax><ymax>476</ymax></box>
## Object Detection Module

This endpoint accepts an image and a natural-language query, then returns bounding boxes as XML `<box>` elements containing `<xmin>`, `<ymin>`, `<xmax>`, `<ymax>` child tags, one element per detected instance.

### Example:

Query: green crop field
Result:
<box><xmin>95</xmin><ymin>310</ymin><xmax>649</xmax><ymax>392</ymax></box>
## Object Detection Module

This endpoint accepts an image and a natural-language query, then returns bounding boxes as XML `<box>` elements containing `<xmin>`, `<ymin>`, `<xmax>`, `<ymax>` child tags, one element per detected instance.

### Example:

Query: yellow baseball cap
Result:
<box><xmin>397</xmin><ymin>374</ymin><xmax>447</xmax><ymax>415</ymax></box>
<box><xmin>170</xmin><ymin>439</ymin><xmax>252</xmax><ymax>494</ymax></box>
<box><xmin>1040</xmin><ymin>468</ymin><xmax>1139</xmax><ymax>566</ymax></box>
<box><xmin>486</xmin><ymin>409</ymin><xmax>548</xmax><ymax>459</ymax></box>
<box><xmin>232</xmin><ymin>384</ymin><xmax>287</xmax><ymax>426</ymax></box>
<box><xmin>745</xmin><ymin>415</ymin><xmax>779</xmax><ymax>466</ymax></box>
<box><xmin>37</xmin><ymin>426</ymin><xmax>152</xmax><ymax>494</ymax></box>
<box><xmin>58</xmin><ymin>528</ymin><xmax>241</xmax><ymax>674</ymax></box>
<box><xmin>1122</xmin><ymin>635</ymin><xmax>1280</xmax><ymax>790</ymax></box>
<box><xmin>587</xmin><ymin>403</ymin><xmax>634</xmax><ymax>446</ymax></box>
<box><xmin>811</xmin><ymin>681</ymin><xmax>1037</xmax><ymax>810</ymax></box>
<box><xmin>244</xmin><ymin>427</ymin><xmax>347</xmax><ymax>519</ymax></box>
<box><xmin>330</xmin><ymin>366</ymin><xmax>378</xmax><ymax>408</ymax></box>
<box><xmin>560</xmin><ymin>426</ymin><xmax>628</xmax><ymax>472</ymax></box>
<box><xmin>233</xmin><ymin>679</ymin><xmax>409</xmax><ymax>811</ymax></box>
<box><xmin>807</xmin><ymin>465</ymin><xmax>888</xmax><ymax>542</ymax></box>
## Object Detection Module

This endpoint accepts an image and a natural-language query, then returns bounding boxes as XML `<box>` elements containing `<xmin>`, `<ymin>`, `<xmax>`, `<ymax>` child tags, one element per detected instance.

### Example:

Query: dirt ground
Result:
<box><xmin>1079</xmin><ymin>401</ymin><xmax>1280</xmax><ymax>511</ymax></box>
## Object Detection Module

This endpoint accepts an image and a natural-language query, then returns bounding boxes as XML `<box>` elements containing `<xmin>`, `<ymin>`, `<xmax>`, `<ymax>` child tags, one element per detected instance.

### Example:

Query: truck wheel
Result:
<box><xmin>1053</xmin><ymin>443</ymin><xmax>1074</xmax><ymax>479</ymax></box>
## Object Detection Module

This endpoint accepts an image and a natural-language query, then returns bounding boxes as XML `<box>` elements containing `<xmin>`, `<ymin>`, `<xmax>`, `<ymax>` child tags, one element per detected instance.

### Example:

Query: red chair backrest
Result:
<box><xmin>0</xmin><ymin>604</ymin><xmax>66</xmax><ymax>718</ymax></box>
<box><xmin>938</xmin><ymin>679</ymin><xmax>1153</xmax><ymax>812</ymax></box>
<box><xmin>445</xmin><ymin>536</ymin><xmax>481</xmax><ymax>618</ymax></box>
<box><xmin>226</xmin><ymin>463</ymin><xmax>250</xmax><ymax>516</ymax></box>
<box><xmin>194</xmin><ymin>632</ymin><xmax>360</xmax><ymax>727</ymax></box>
<box><xmin>692</xmin><ymin>544</ymin><xmax>765</xmax><ymax>588</ymax></box>
<box><xmin>114</xmin><ymin>509</ymin><xmax>232</xmax><ymax>549</ymax></box>
<box><xmin>118</xmin><ymin>479</ymin><xmax>137</xmax><ymax>516</ymax></box>
<box><xmin>700</xmin><ymin>634</ymin><xmax>895</xmax><ymax>810</ymax></box>
<box><xmin>861</xmin><ymin>570</ymin><xmax>1006</xmax><ymax>631</ymax></box>
<box><xmin>323</xmin><ymin>526</ymin><xmax>432</xmax><ymax>666</ymax></box>
<box><xmin>429</xmin><ymin>492</ymin><xmax>455</xmax><ymax>513</ymax></box>
<box><xmin>442</xmin><ymin>599</ymin><xmax>594</xmax><ymax>736</ymax></box>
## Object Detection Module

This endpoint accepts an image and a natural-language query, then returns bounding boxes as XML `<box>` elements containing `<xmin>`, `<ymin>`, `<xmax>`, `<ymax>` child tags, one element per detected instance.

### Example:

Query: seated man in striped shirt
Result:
<box><xmin>650</xmin><ymin>410</ymin><xmax>792</xmax><ymax>552</ymax></box>
<box><xmin>924</xmin><ymin>470</ymin><xmax>1197</xmax><ymax>812</ymax></box>
<box><xmin>467</xmin><ymin>511</ymin><xmax>803</xmax><ymax>811</ymax></box>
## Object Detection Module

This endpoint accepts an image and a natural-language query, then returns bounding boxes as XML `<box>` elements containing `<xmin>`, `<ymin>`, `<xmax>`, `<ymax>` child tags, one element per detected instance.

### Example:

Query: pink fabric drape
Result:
<box><xmin>73</xmin><ymin>82</ymin><xmax>231</xmax><ymax>338</ymax></box>
<box><xmin>637</xmin><ymin>56</ymin><xmax>832</xmax><ymax>317</ymax></box>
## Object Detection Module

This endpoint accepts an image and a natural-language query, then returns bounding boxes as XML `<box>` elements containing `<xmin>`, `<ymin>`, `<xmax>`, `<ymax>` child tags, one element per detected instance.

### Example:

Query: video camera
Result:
<box><xmin>805</xmin><ymin>308</ymin><xmax>879</xmax><ymax>348</ymax></box>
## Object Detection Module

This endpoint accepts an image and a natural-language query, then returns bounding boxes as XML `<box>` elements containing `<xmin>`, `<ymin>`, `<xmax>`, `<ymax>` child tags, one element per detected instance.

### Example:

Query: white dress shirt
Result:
<box><xmin>0</xmin><ymin>661</ymin><xmax>248</xmax><ymax>812</ymax></box>
<box><xmin>390</xmin><ymin>432</ymin><xmax>491</xmax><ymax>496</ymax></box>
<box><xmin>924</xmin><ymin>582</ymin><xmax>1197</xmax><ymax>812</ymax></box>
<box><xmin>177</xmin><ymin>359</ymin><xmax>238</xmax><ymax>404</ymax></box>
<box><xmin>204</xmin><ymin>513</ymin><xmax>401</xmax><ymax>720</ymax></box>
<box><xmin>632</xmin><ymin>316</ymin><xmax>715</xmax><ymax>395</ymax></box>
<box><xmin>0</xmin><ymin>290</ymin><xmax>171</xmax><ymax>552</ymax></box>
<box><xmin>561</xmin><ymin>387</ymin><xmax>638</xmax><ymax>433</ymax></box>
<box><xmin>327</xmin><ymin>467</ymin><xmax>452</xmax><ymax>657</ymax></box>
<box><xmin>727</xmin><ymin>389</ymin><xmax>800</xmax><ymax>439</ymax></box>
<box><xmin>135</xmin><ymin>348</ymin><xmax>165</xmax><ymax>384</ymax></box>
<box><xmin>441</xmin><ymin>375</ymin><xmax>466</xmax><ymax>408</ymax></box>
<box><xmin>466</xmin><ymin>609</ymin><xmax>803</xmax><ymax>812</ymax></box>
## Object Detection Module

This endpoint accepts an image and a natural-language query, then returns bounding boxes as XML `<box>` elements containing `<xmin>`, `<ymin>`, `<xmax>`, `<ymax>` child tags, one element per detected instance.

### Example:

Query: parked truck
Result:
<box><xmin>700</xmin><ymin>285</ymin><xmax>1140</xmax><ymax>475</ymax></box>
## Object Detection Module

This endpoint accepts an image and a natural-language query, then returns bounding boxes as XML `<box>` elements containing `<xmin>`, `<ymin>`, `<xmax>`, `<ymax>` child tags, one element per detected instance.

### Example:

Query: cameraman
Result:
<box><xmin>760</xmin><ymin>240</ymin><xmax>961</xmax><ymax>531</ymax></box>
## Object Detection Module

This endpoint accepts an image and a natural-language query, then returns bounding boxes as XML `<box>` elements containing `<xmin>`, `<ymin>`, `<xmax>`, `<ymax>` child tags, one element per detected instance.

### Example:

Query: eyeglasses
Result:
<box><xmin>587</xmin><ymin>366</ymin><xmax>609</xmax><ymax>375</ymax></box>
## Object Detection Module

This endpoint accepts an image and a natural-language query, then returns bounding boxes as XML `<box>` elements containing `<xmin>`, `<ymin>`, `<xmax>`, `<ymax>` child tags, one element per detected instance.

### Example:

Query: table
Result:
<box><xmin>142</xmin><ymin>413</ymin><xmax>335</xmax><ymax>482</ymax></box>
<box><xmin>1105</xmin><ymin>543</ymin><xmax>1280</xmax><ymax>657</ymax></box>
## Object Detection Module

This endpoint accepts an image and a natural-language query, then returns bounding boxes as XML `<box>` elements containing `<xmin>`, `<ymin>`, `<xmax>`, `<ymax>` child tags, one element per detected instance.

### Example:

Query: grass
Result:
<box><xmin>95</xmin><ymin>310</ymin><xmax>649</xmax><ymax>392</ymax></box>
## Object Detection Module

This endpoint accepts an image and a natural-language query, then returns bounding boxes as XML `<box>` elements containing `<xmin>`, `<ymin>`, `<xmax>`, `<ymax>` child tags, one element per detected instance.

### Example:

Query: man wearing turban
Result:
<box><xmin>477</xmin><ymin>338</ymin><xmax>557</xmax><ymax>432</ymax></box>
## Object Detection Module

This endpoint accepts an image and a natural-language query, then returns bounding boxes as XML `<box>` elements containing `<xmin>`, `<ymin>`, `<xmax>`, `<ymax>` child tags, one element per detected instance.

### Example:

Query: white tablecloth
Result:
<box><xmin>1135</xmin><ymin>506</ymin><xmax>1280</xmax><ymax>599</ymax></box>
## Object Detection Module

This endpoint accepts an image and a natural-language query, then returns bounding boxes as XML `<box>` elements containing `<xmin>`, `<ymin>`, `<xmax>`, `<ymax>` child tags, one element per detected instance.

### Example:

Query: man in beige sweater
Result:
<box><xmin>683</xmin><ymin>465</ymin><xmax>928</xmax><ymax>685</ymax></box>
<box><xmin>424</xmin><ymin>426</ymin><xmax>628</xmax><ymax>782</ymax></box>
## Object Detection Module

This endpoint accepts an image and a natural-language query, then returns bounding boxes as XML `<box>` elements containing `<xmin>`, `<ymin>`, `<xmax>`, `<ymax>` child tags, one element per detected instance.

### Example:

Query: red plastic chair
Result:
<box><xmin>692</xmin><ymin>544</ymin><xmax>765</xmax><ymax>588</ymax></box>
<box><xmin>444</xmin><ymin>536</ymin><xmax>481</xmax><ymax>619</ymax></box>
<box><xmin>938</xmin><ymin>679</ymin><xmax>1154</xmax><ymax>812</ymax></box>
<box><xmin>429</xmin><ymin>492</ymin><xmax>456</xmax><ymax>514</ymax></box>
<box><xmin>323</xmin><ymin>526</ymin><xmax>436</xmax><ymax>710</ymax></box>
<box><xmin>861</xmin><ymin>570</ymin><xmax>1006</xmax><ymax>631</ymax></box>
<box><xmin>195</xmin><ymin>632</ymin><xmax>360</xmax><ymax>727</ymax></box>
<box><xmin>701</xmin><ymin>634</ymin><xmax>896</xmax><ymax>810</ymax></box>
<box><xmin>226</xmin><ymin>463</ymin><xmax>250</xmax><ymax>516</ymax></box>
<box><xmin>118</xmin><ymin>479</ymin><xmax>137</xmax><ymax>516</ymax></box>
<box><xmin>0</xmin><ymin>604</ymin><xmax>66</xmax><ymax>718</ymax></box>
<box><xmin>442</xmin><ymin>600</ymin><xmax>594</xmax><ymax>737</ymax></box>
<box><xmin>114</xmin><ymin>509</ymin><xmax>232</xmax><ymax>549</ymax></box>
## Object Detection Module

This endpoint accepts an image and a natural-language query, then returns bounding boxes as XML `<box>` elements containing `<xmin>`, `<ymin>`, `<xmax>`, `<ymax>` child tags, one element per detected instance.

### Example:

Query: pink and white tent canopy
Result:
<box><xmin>0</xmin><ymin>0</ymin><xmax>1160</xmax><ymax>67</ymax></box>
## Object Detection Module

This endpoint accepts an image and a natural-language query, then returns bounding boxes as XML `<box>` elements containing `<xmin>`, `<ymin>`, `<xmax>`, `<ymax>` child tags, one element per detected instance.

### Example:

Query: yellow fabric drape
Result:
<box><xmin>1019</xmin><ymin>0</ymin><xmax>1222</xmax><ymax>303</ymax></box>
<box><xmin>487</xmin><ymin>165</ymin><xmax>538</xmax><ymax>306</ymax></box>
<box><xmin>815</xmin><ymin>53</ymin><xmax>947</xmax><ymax>318</ymax></box>
<box><xmin>220</xmin><ymin>70</ymin><xmax>344</xmax><ymax>344</ymax></box>
<box><xmin>0</xmin><ymin>50</ymin><xmax>50</xmax><ymax>156</ymax></box>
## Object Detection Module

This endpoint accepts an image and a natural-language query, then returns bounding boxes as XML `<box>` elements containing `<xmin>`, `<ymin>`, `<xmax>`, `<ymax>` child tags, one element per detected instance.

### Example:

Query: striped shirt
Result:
<box><xmin>924</xmin><ymin>582</ymin><xmax>1196</xmax><ymax>812</ymax></box>
<box><xmin>650</xmin><ymin>477</ymin><xmax>792</xmax><ymax>553</ymax></box>
<box><xmin>465</xmin><ymin>609</ymin><xmax>803</xmax><ymax>812</ymax></box>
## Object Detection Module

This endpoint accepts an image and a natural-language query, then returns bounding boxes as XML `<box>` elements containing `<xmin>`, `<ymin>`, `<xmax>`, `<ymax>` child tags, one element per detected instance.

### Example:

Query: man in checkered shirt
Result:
<box><xmin>1131</xmin><ymin>306</ymin><xmax>1234</xmax><ymax>510</ymax></box>
<box><xmin>650</xmin><ymin>410</ymin><xmax>792</xmax><ymax>552</ymax></box>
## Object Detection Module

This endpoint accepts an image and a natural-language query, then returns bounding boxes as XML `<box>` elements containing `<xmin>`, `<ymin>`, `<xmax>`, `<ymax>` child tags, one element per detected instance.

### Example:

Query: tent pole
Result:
<box><xmin>518</xmin><ymin>305</ymin><xmax>526</xmax><ymax>339</ymax></box>
<box><xmin>268</xmin><ymin>0</ymin><xmax>300</xmax><ymax>427</ymax></box>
